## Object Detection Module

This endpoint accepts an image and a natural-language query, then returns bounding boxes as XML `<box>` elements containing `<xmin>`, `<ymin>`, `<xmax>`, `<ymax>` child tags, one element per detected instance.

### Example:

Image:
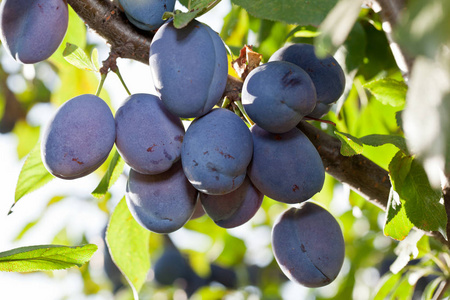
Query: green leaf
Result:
<box><xmin>91</xmin><ymin>149</ymin><xmax>125</xmax><ymax>199</ymax></box>
<box><xmin>0</xmin><ymin>244</ymin><xmax>97</xmax><ymax>272</ymax></box>
<box><xmin>315</xmin><ymin>0</ymin><xmax>363</xmax><ymax>56</ymax></box>
<box><xmin>12</xmin><ymin>121</ymin><xmax>40</xmax><ymax>159</ymax></box>
<box><xmin>364</xmin><ymin>78</ymin><xmax>407</xmax><ymax>107</ymax></box>
<box><xmin>164</xmin><ymin>0</ymin><xmax>216</xmax><ymax>28</ymax></box>
<box><xmin>372</xmin><ymin>271</ymin><xmax>402</xmax><ymax>300</ymax></box>
<box><xmin>106</xmin><ymin>197</ymin><xmax>150</xmax><ymax>299</ymax></box>
<box><xmin>402</xmin><ymin>56</ymin><xmax>450</xmax><ymax>188</ymax></box>
<box><xmin>287</xmin><ymin>25</ymin><xmax>320</xmax><ymax>39</ymax></box>
<box><xmin>384</xmin><ymin>188</ymin><xmax>414</xmax><ymax>241</ymax></box>
<box><xmin>49</xmin><ymin>6</ymin><xmax>87</xmax><ymax>67</ymax></box>
<box><xmin>178</xmin><ymin>0</ymin><xmax>189</xmax><ymax>8</ymax></box>
<box><xmin>396</xmin><ymin>0</ymin><xmax>450</xmax><ymax>58</ymax></box>
<box><xmin>340</xmin><ymin>21</ymin><xmax>367</xmax><ymax>73</ymax></box>
<box><xmin>389</xmin><ymin>151</ymin><xmax>447</xmax><ymax>237</ymax></box>
<box><xmin>335</xmin><ymin>131</ymin><xmax>409</xmax><ymax>158</ymax></box>
<box><xmin>14</xmin><ymin>142</ymin><xmax>54</xmax><ymax>205</ymax></box>
<box><xmin>335</xmin><ymin>131</ymin><xmax>363</xmax><ymax>156</ymax></box>
<box><xmin>389</xmin><ymin>275</ymin><xmax>415</xmax><ymax>300</ymax></box>
<box><xmin>91</xmin><ymin>48</ymin><xmax>100</xmax><ymax>72</ymax></box>
<box><xmin>165</xmin><ymin>10</ymin><xmax>199</xmax><ymax>28</ymax></box>
<box><xmin>359</xmin><ymin>134</ymin><xmax>408</xmax><ymax>154</ymax></box>
<box><xmin>63</xmin><ymin>43</ymin><xmax>98</xmax><ymax>72</ymax></box>
<box><xmin>231</xmin><ymin>0</ymin><xmax>338</xmax><ymax>26</ymax></box>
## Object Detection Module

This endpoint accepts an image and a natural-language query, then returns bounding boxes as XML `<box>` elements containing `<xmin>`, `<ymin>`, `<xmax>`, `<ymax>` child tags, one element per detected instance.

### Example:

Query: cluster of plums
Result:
<box><xmin>1</xmin><ymin>0</ymin><xmax>346</xmax><ymax>289</ymax></box>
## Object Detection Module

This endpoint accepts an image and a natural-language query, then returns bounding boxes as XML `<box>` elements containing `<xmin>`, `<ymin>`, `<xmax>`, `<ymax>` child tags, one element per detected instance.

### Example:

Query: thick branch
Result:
<box><xmin>66</xmin><ymin>0</ymin><xmax>152</xmax><ymax>63</ymax></box>
<box><xmin>299</xmin><ymin>121</ymin><xmax>449</xmax><ymax>247</ymax></box>
<box><xmin>298</xmin><ymin>121</ymin><xmax>390</xmax><ymax>209</ymax></box>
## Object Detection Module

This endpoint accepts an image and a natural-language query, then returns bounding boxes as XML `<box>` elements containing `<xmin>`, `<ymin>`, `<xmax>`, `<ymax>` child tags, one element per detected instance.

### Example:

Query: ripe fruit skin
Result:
<box><xmin>0</xmin><ymin>0</ymin><xmax>68</xmax><ymax>64</ymax></box>
<box><xmin>200</xmin><ymin>176</ymin><xmax>263</xmax><ymax>228</ymax></box>
<box><xmin>126</xmin><ymin>162</ymin><xmax>198</xmax><ymax>234</ymax></box>
<box><xmin>272</xmin><ymin>202</ymin><xmax>345</xmax><ymax>288</ymax></box>
<box><xmin>115</xmin><ymin>93</ymin><xmax>184</xmax><ymax>175</ymax></box>
<box><xmin>41</xmin><ymin>94</ymin><xmax>115</xmax><ymax>179</ymax></box>
<box><xmin>248</xmin><ymin>125</ymin><xmax>325</xmax><ymax>204</ymax></box>
<box><xmin>181</xmin><ymin>108</ymin><xmax>253</xmax><ymax>195</ymax></box>
<box><xmin>118</xmin><ymin>0</ymin><xmax>175</xmax><ymax>31</ymax></box>
<box><xmin>269</xmin><ymin>43</ymin><xmax>345</xmax><ymax>118</ymax></box>
<box><xmin>242</xmin><ymin>61</ymin><xmax>317</xmax><ymax>134</ymax></box>
<box><xmin>150</xmin><ymin>20</ymin><xmax>228</xmax><ymax>118</ymax></box>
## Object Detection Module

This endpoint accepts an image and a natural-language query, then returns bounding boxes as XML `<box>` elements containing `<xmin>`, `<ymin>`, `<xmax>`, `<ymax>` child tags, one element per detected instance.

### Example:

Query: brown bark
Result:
<box><xmin>66</xmin><ymin>0</ymin><xmax>152</xmax><ymax>64</ymax></box>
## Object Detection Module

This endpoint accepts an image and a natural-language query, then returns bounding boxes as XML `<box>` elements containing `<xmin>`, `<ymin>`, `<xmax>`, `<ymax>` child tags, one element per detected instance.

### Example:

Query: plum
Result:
<box><xmin>200</xmin><ymin>176</ymin><xmax>263</xmax><ymax>228</ymax></box>
<box><xmin>248</xmin><ymin>125</ymin><xmax>324</xmax><ymax>204</ymax></box>
<box><xmin>190</xmin><ymin>194</ymin><xmax>206</xmax><ymax>220</ymax></box>
<box><xmin>0</xmin><ymin>0</ymin><xmax>68</xmax><ymax>64</ymax></box>
<box><xmin>272</xmin><ymin>202</ymin><xmax>345</xmax><ymax>287</ymax></box>
<box><xmin>115</xmin><ymin>93</ymin><xmax>185</xmax><ymax>175</ymax></box>
<box><xmin>126</xmin><ymin>162</ymin><xmax>198</xmax><ymax>234</ymax></box>
<box><xmin>181</xmin><ymin>108</ymin><xmax>253</xmax><ymax>195</ymax></box>
<box><xmin>41</xmin><ymin>94</ymin><xmax>115</xmax><ymax>179</ymax></box>
<box><xmin>118</xmin><ymin>0</ymin><xmax>175</xmax><ymax>31</ymax></box>
<box><xmin>269</xmin><ymin>43</ymin><xmax>345</xmax><ymax>118</ymax></box>
<box><xmin>242</xmin><ymin>61</ymin><xmax>317</xmax><ymax>133</ymax></box>
<box><xmin>150</xmin><ymin>20</ymin><xmax>228</xmax><ymax>118</ymax></box>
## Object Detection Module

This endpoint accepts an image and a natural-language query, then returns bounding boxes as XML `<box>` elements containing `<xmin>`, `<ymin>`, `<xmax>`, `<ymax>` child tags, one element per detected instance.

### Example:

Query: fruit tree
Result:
<box><xmin>0</xmin><ymin>0</ymin><xmax>450</xmax><ymax>299</ymax></box>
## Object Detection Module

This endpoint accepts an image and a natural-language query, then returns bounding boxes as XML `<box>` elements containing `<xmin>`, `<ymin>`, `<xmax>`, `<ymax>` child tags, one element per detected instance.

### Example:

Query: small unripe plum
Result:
<box><xmin>118</xmin><ymin>0</ymin><xmax>175</xmax><ymax>31</ymax></box>
<box><xmin>115</xmin><ymin>93</ymin><xmax>184</xmax><ymax>175</ymax></box>
<box><xmin>41</xmin><ymin>94</ymin><xmax>116</xmax><ymax>179</ymax></box>
<box><xmin>200</xmin><ymin>176</ymin><xmax>263</xmax><ymax>228</ymax></box>
<box><xmin>150</xmin><ymin>20</ymin><xmax>228</xmax><ymax>118</ymax></box>
<box><xmin>181</xmin><ymin>108</ymin><xmax>253</xmax><ymax>195</ymax></box>
<box><xmin>0</xmin><ymin>0</ymin><xmax>68</xmax><ymax>64</ymax></box>
<box><xmin>242</xmin><ymin>61</ymin><xmax>316</xmax><ymax>134</ymax></box>
<box><xmin>269</xmin><ymin>43</ymin><xmax>345</xmax><ymax>118</ymax></box>
<box><xmin>248</xmin><ymin>125</ymin><xmax>324</xmax><ymax>204</ymax></box>
<box><xmin>126</xmin><ymin>162</ymin><xmax>198</xmax><ymax>234</ymax></box>
<box><xmin>272</xmin><ymin>202</ymin><xmax>345</xmax><ymax>287</ymax></box>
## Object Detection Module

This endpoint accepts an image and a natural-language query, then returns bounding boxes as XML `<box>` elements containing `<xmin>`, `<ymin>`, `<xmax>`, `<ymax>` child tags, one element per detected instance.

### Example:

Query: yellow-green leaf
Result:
<box><xmin>0</xmin><ymin>244</ymin><xmax>97</xmax><ymax>272</ymax></box>
<box><xmin>106</xmin><ymin>197</ymin><xmax>151</xmax><ymax>299</ymax></box>
<box><xmin>92</xmin><ymin>149</ymin><xmax>125</xmax><ymax>199</ymax></box>
<box><xmin>63</xmin><ymin>43</ymin><xmax>98</xmax><ymax>72</ymax></box>
<box><xmin>14</xmin><ymin>142</ymin><xmax>53</xmax><ymax>204</ymax></box>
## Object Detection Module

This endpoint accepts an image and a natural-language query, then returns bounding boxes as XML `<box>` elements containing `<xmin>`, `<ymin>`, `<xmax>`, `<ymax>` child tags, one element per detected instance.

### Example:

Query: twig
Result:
<box><xmin>432</xmin><ymin>278</ymin><xmax>450</xmax><ymax>300</ymax></box>
<box><xmin>66</xmin><ymin>0</ymin><xmax>152</xmax><ymax>64</ymax></box>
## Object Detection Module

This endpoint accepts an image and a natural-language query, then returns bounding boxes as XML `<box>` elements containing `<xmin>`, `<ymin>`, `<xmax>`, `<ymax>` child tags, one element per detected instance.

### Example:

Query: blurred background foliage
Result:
<box><xmin>1</xmin><ymin>0</ymin><xmax>450</xmax><ymax>299</ymax></box>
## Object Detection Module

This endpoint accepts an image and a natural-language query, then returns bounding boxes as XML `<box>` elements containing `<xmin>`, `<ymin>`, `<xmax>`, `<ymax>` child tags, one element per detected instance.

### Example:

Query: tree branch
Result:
<box><xmin>297</xmin><ymin>121</ymin><xmax>390</xmax><ymax>209</ymax></box>
<box><xmin>66</xmin><ymin>0</ymin><xmax>152</xmax><ymax>64</ymax></box>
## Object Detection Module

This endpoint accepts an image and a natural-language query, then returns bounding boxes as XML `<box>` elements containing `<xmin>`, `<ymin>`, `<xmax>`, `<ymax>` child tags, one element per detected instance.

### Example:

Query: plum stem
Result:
<box><xmin>221</xmin><ymin>96</ymin><xmax>231</xmax><ymax>109</ymax></box>
<box><xmin>96</xmin><ymin>73</ymin><xmax>107</xmax><ymax>97</ymax></box>
<box><xmin>234</xmin><ymin>100</ymin><xmax>254</xmax><ymax>126</ymax></box>
<box><xmin>114</xmin><ymin>68</ymin><xmax>131</xmax><ymax>96</ymax></box>
<box><xmin>303</xmin><ymin>116</ymin><xmax>336</xmax><ymax>127</ymax></box>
